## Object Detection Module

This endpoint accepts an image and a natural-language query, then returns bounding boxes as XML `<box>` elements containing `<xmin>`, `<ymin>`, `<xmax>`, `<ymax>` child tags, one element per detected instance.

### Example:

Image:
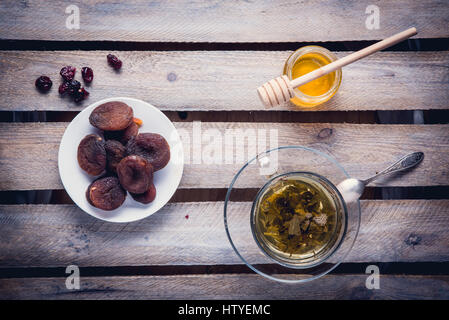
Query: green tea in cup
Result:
<box><xmin>251</xmin><ymin>172</ymin><xmax>347</xmax><ymax>267</ymax></box>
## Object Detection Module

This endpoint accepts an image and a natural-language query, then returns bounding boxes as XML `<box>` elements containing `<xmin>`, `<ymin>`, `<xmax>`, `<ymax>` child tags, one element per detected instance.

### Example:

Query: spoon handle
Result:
<box><xmin>363</xmin><ymin>152</ymin><xmax>424</xmax><ymax>185</ymax></box>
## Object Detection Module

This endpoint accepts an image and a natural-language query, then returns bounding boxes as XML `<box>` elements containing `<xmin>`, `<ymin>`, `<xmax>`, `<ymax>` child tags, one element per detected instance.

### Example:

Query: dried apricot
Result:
<box><xmin>86</xmin><ymin>182</ymin><xmax>95</xmax><ymax>206</ymax></box>
<box><xmin>122</xmin><ymin>122</ymin><xmax>139</xmax><ymax>143</ymax></box>
<box><xmin>89</xmin><ymin>101</ymin><xmax>133</xmax><ymax>131</ymax></box>
<box><xmin>126</xmin><ymin>133</ymin><xmax>170</xmax><ymax>171</ymax></box>
<box><xmin>117</xmin><ymin>155</ymin><xmax>153</xmax><ymax>194</ymax></box>
<box><xmin>131</xmin><ymin>183</ymin><xmax>156</xmax><ymax>204</ymax></box>
<box><xmin>104</xmin><ymin>140</ymin><xmax>126</xmax><ymax>173</ymax></box>
<box><xmin>103</xmin><ymin>121</ymin><xmax>139</xmax><ymax>144</ymax></box>
<box><xmin>77</xmin><ymin>134</ymin><xmax>106</xmax><ymax>176</ymax></box>
<box><xmin>86</xmin><ymin>176</ymin><xmax>126</xmax><ymax>211</ymax></box>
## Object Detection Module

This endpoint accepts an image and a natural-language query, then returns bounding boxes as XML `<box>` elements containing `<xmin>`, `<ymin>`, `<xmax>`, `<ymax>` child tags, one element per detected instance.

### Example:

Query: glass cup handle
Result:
<box><xmin>257</xmin><ymin>154</ymin><xmax>279</xmax><ymax>179</ymax></box>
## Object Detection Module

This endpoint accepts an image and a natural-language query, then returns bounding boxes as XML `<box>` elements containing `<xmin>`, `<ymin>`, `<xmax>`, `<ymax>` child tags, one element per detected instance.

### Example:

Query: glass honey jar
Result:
<box><xmin>283</xmin><ymin>46</ymin><xmax>342</xmax><ymax>107</ymax></box>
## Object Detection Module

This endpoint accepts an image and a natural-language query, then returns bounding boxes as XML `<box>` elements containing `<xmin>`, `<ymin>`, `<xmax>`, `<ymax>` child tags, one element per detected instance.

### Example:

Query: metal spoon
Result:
<box><xmin>337</xmin><ymin>152</ymin><xmax>424</xmax><ymax>204</ymax></box>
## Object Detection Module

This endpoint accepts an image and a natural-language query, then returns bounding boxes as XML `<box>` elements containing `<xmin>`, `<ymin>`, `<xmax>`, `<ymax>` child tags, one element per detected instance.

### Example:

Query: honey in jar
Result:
<box><xmin>283</xmin><ymin>46</ymin><xmax>342</xmax><ymax>107</ymax></box>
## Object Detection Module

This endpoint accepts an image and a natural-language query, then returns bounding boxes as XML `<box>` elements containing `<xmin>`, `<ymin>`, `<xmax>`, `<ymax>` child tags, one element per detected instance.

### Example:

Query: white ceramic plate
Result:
<box><xmin>58</xmin><ymin>97</ymin><xmax>184</xmax><ymax>223</ymax></box>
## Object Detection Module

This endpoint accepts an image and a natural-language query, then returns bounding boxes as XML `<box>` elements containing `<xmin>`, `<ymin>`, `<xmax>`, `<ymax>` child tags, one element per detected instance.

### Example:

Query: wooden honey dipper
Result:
<box><xmin>257</xmin><ymin>27</ymin><xmax>417</xmax><ymax>108</ymax></box>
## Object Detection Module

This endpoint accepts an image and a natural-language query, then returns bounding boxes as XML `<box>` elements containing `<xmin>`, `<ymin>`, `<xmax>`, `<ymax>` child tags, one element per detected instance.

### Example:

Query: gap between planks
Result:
<box><xmin>1</xmin><ymin>38</ymin><xmax>448</xmax><ymax>52</ymax></box>
<box><xmin>2</xmin><ymin>262</ymin><xmax>449</xmax><ymax>279</ymax></box>
<box><xmin>1</xmin><ymin>110</ymin><xmax>380</xmax><ymax>124</ymax></box>
<box><xmin>3</xmin><ymin>186</ymin><xmax>449</xmax><ymax>206</ymax></box>
<box><xmin>2</xmin><ymin>110</ymin><xmax>449</xmax><ymax>125</ymax></box>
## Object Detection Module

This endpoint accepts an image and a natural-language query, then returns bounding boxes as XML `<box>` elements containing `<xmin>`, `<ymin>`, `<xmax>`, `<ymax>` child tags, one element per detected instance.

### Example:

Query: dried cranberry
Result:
<box><xmin>73</xmin><ymin>87</ymin><xmax>89</xmax><ymax>103</ymax></box>
<box><xmin>58</xmin><ymin>82</ymin><xmax>69</xmax><ymax>95</ymax></box>
<box><xmin>67</xmin><ymin>80</ymin><xmax>81</xmax><ymax>96</ymax></box>
<box><xmin>60</xmin><ymin>66</ymin><xmax>76</xmax><ymax>81</ymax></box>
<box><xmin>107</xmin><ymin>54</ymin><xmax>122</xmax><ymax>70</ymax></box>
<box><xmin>35</xmin><ymin>76</ymin><xmax>52</xmax><ymax>92</ymax></box>
<box><xmin>81</xmin><ymin>67</ymin><xmax>94</xmax><ymax>83</ymax></box>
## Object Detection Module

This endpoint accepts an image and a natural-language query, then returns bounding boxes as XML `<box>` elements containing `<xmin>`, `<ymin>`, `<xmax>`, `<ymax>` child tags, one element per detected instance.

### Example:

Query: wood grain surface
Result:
<box><xmin>0</xmin><ymin>122</ymin><xmax>447</xmax><ymax>191</ymax></box>
<box><xmin>0</xmin><ymin>51</ymin><xmax>448</xmax><ymax>111</ymax></box>
<box><xmin>1</xmin><ymin>274</ymin><xmax>448</xmax><ymax>299</ymax></box>
<box><xmin>0</xmin><ymin>200</ymin><xmax>447</xmax><ymax>267</ymax></box>
<box><xmin>0</xmin><ymin>1</ymin><xmax>447</xmax><ymax>42</ymax></box>
<box><xmin>0</xmin><ymin>0</ymin><xmax>448</xmax><ymax>302</ymax></box>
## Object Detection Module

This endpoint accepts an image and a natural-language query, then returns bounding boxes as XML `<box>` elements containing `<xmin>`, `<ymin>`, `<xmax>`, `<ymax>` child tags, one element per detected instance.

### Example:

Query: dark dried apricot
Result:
<box><xmin>89</xmin><ymin>101</ymin><xmax>133</xmax><ymax>131</ymax></box>
<box><xmin>117</xmin><ymin>155</ymin><xmax>153</xmax><ymax>194</ymax></box>
<box><xmin>77</xmin><ymin>134</ymin><xmax>106</xmax><ymax>176</ymax></box>
<box><xmin>86</xmin><ymin>181</ymin><xmax>94</xmax><ymax>206</ymax></box>
<box><xmin>104</xmin><ymin>140</ymin><xmax>126</xmax><ymax>173</ymax></box>
<box><xmin>86</xmin><ymin>176</ymin><xmax>126</xmax><ymax>211</ymax></box>
<box><xmin>131</xmin><ymin>183</ymin><xmax>156</xmax><ymax>204</ymax></box>
<box><xmin>102</xmin><ymin>130</ymin><xmax>121</xmax><ymax>141</ymax></box>
<box><xmin>122</xmin><ymin>122</ymin><xmax>139</xmax><ymax>143</ymax></box>
<box><xmin>103</xmin><ymin>121</ymin><xmax>139</xmax><ymax>144</ymax></box>
<box><xmin>126</xmin><ymin>133</ymin><xmax>170</xmax><ymax>171</ymax></box>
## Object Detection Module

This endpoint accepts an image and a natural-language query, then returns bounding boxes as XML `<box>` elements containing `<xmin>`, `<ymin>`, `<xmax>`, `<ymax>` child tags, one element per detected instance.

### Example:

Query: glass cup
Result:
<box><xmin>224</xmin><ymin>146</ymin><xmax>361</xmax><ymax>283</ymax></box>
<box><xmin>283</xmin><ymin>46</ymin><xmax>342</xmax><ymax>108</ymax></box>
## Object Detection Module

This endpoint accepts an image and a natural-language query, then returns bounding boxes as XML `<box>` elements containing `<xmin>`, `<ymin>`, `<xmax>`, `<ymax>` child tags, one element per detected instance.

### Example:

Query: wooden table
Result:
<box><xmin>0</xmin><ymin>1</ymin><xmax>448</xmax><ymax>300</ymax></box>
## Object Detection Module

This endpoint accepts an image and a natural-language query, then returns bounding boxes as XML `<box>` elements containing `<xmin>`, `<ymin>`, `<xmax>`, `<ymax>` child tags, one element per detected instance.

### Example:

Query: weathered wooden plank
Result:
<box><xmin>0</xmin><ymin>122</ymin><xmax>448</xmax><ymax>191</ymax></box>
<box><xmin>0</xmin><ymin>1</ymin><xmax>447</xmax><ymax>42</ymax></box>
<box><xmin>0</xmin><ymin>274</ymin><xmax>448</xmax><ymax>300</ymax></box>
<box><xmin>0</xmin><ymin>51</ymin><xmax>448</xmax><ymax>111</ymax></box>
<box><xmin>0</xmin><ymin>200</ymin><xmax>447</xmax><ymax>267</ymax></box>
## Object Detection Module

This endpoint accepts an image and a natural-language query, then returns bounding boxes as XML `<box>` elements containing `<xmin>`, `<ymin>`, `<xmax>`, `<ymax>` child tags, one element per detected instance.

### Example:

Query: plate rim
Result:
<box><xmin>57</xmin><ymin>96</ymin><xmax>184</xmax><ymax>223</ymax></box>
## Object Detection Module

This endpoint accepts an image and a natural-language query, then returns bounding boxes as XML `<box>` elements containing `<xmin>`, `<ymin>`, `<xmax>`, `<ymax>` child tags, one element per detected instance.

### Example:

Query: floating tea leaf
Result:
<box><xmin>254</xmin><ymin>176</ymin><xmax>340</xmax><ymax>257</ymax></box>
